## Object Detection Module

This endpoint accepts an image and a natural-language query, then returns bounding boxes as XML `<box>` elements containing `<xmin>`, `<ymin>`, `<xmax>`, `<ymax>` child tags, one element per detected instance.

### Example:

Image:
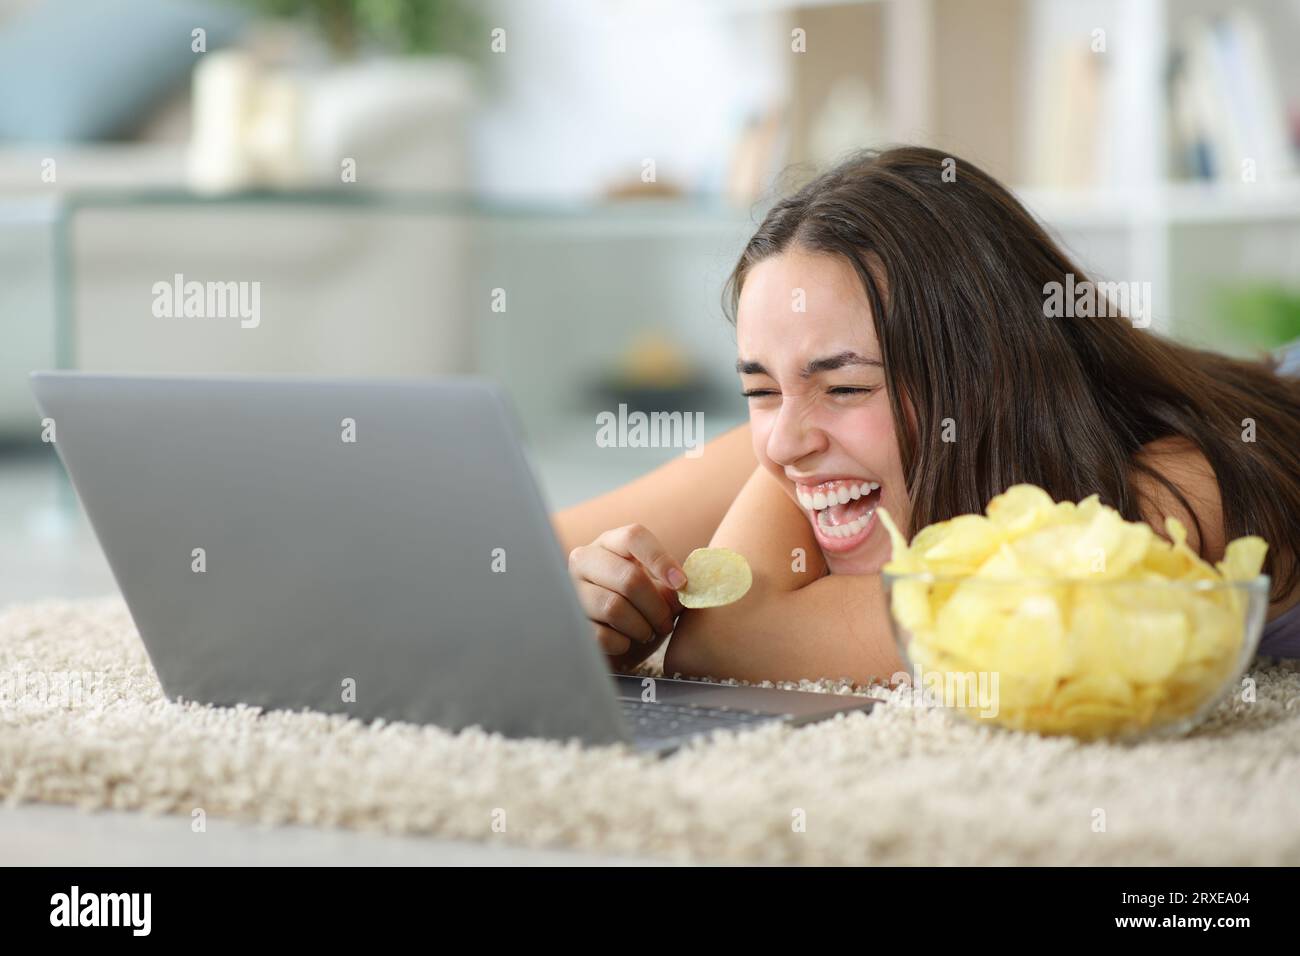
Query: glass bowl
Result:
<box><xmin>881</xmin><ymin>571</ymin><xmax>1270</xmax><ymax>741</ymax></box>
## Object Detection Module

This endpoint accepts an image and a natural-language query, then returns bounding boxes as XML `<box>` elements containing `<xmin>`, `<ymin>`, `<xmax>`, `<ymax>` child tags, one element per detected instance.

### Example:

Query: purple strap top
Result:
<box><xmin>1259</xmin><ymin>601</ymin><xmax>1300</xmax><ymax>659</ymax></box>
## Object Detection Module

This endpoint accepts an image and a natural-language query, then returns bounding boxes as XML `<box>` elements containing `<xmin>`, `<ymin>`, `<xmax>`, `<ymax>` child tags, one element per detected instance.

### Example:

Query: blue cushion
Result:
<box><xmin>0</xmin><ymin>0</ymin><xmax>246</xmax><ymax>142</ymax></box>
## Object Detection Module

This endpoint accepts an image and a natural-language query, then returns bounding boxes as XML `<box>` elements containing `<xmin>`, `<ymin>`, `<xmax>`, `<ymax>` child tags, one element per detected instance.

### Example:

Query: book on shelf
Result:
<box><xmin>1030</xmin><ymin>42</ymin><xmax>1104</xmax><ymax>191</ymax></box>
<box><xmin>1168</xmin><ymin>10</ymin><xmax>1295</xmax><ymax>184</ymax></box>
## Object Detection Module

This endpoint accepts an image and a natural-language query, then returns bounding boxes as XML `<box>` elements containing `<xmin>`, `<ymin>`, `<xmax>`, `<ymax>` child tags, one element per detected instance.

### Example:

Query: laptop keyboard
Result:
<box><xmin>619</xmin><ymin>698</ymin><xmax>780</xmax><ymax>742</ymax></box>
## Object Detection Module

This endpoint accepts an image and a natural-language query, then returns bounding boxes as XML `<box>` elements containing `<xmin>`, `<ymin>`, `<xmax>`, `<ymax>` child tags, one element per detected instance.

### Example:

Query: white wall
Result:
<box><xmin>471</xmin><ymin>0</ymin><xmax>790</xmax><ymax>198</ymax></box>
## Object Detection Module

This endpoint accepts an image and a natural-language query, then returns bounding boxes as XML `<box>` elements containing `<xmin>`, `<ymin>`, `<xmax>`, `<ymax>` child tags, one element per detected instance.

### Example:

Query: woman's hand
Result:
<box><xmin>567</xmin><ymin>523</ymin><xmax>687</xmax><ymax>668</ymax></box>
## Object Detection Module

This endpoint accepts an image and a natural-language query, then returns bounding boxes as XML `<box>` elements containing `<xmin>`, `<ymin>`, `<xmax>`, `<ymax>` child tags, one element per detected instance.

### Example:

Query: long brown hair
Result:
<box><xmin>726</xmin><ymin>146</ymin><xmax>1300</xmax><ymax>599</ymax></box>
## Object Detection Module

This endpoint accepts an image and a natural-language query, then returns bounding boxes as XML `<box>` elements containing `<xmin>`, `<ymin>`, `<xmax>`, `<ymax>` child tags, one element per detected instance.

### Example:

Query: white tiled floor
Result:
<box><xmin>0</xmin><ymin>444</ymin><xmax>683</xmax><ymax>866</ymax></box>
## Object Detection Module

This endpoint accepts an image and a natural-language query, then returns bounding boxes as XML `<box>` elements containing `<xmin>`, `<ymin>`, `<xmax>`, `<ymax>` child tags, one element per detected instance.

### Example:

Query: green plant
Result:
<box><xmin>1213</xmin><ymin>282</ymin><xmax>1300</xmax><ymax>351</ymax></box>
<box><xmin>229</xmin><ymin>0</ymin><xmax>481</xmax><ymax>58</ymax></box>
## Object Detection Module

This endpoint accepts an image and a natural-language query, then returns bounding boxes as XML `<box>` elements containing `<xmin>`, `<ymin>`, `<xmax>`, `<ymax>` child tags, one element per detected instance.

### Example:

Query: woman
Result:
<box><xmin>556</xmin><ymin>147</ymin><xmax>1300</xmax><ymax>684</ymax></box>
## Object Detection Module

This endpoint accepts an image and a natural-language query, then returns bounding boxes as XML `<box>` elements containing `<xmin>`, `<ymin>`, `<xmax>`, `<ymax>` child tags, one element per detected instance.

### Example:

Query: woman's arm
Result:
<box><xmin>664</xmin><ymin>467</ymin><xmax>905</xmax><ymax>684</ymax></box>
<box><xmin>551</xmin><ymin>423</ymin><xmax>757</xmax><ymax>560</ymax></box>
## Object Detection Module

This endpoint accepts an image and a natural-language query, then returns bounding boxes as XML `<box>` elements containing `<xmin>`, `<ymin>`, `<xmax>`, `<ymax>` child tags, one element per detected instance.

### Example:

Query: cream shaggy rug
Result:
<box><xmin>2</xmin><ymin>597</ymin><xmax>1299</xmax><ymax>866</ymax></box>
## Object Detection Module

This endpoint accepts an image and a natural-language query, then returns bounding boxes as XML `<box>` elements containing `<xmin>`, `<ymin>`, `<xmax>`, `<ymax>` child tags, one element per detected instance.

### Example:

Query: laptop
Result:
<box><xmin>30</xmin><ymin>372</ymin><xmax>876</xmax><ymax>754</ymax></box>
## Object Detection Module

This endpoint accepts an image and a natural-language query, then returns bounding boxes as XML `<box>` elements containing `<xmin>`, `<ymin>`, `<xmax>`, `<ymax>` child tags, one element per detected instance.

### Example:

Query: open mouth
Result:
<box><xmin>795</xmin><ymin>478</ymin><xmax>881</xmax><ymax>551</ymax></box>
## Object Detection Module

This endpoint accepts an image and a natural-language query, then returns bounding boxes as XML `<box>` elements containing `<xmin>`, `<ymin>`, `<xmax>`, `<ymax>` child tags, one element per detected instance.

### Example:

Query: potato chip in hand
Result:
<box><xmin>677</xmin><ymin>548</ymin><xmax>753</xmax><ymax>608</ymax></box>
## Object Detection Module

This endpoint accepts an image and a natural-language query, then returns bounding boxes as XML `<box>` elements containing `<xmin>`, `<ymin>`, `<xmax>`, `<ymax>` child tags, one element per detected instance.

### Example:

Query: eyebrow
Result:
<box><xmin>735</xmin><ymin>351</ymin><xmax>882</xmax><ymax>378</ymax></box>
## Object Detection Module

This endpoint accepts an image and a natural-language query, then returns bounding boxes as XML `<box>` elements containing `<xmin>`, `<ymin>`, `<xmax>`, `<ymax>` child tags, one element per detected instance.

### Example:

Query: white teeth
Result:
<box><xmin>801</xmin><ymin>480</ymin><xmax>882</xmax><ymax>512</ymax></box>
<box><xmin>818</xmin><ymin>506</ymin><xmax>877</xmax><ymax>538</ymax></box>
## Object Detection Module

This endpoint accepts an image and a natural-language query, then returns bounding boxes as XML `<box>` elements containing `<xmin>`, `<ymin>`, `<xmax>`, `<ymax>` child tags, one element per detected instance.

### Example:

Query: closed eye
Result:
<box><xmin>744</xmin><ymin>386</ymin><xmax>877</xmax><ymax>398</ymax></box>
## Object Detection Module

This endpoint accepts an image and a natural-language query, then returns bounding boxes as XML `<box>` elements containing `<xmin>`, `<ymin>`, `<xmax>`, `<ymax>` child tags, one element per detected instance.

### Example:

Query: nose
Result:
<box><xmin>765</xmin><ymin>397</ymin><xmax>827</xmax><ymax>469</ymax></box>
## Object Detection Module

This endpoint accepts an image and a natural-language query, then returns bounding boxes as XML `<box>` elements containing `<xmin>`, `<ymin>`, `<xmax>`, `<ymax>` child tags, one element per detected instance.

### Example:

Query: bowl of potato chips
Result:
<box><xmin>879</xmin><ymin>485</ymin><xmax>1270</xmax><ymax>741</ymax></box>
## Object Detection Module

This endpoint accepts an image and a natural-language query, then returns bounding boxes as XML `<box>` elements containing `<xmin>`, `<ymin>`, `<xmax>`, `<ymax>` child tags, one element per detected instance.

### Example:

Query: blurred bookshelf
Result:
<box><xmin>728</xmin><ymin>0</ymin><xmax>1300</xmax><ymax>350</ymax></box>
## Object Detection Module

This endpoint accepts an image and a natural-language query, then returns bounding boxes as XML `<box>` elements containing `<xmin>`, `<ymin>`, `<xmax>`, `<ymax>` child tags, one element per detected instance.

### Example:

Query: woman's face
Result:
<box><xmin>736</xmin><ymin>247</ymin><xmax>908</xmax><ymax>575</ymax></box>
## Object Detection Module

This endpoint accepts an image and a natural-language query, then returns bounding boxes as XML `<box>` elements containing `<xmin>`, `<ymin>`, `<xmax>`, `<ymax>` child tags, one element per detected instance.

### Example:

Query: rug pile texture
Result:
<box><xmin>2</xmin><ymin>598</ymin><xmax>1298</xmax><ymax>864</ymax></box>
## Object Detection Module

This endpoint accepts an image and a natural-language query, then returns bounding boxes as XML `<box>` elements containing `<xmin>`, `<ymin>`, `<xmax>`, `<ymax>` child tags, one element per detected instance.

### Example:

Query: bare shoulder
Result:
<box><xmin>1131</xmin><ymin>436</ymin><xmax>1225</xmax><ymax>560</ymax></box>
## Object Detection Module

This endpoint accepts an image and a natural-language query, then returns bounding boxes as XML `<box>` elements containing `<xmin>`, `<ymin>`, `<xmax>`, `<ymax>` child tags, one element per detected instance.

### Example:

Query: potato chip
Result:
<box><xmin>677</xmin><ymin>547</ymin><xmax>753</xmax><ymax>608</ymax></box>
<box><xmin>1068</xmin><ymin>588</ymin><xmax>1187</xmax><ymax>684</ymax></box>
<box><xmin>889</xmin><ymin>578</ymin><xmax>932</xmax><ymax>631</ymax></box>
<box><xmin>1217</xmin><ymin>536</ymin><xmax>1267</xmax><ymax>581</ymax></box>
<box><xmin>910</xmin><ymin>514</ymin><xmax>1004</xmax><ymax>575</ymax></box>
<box><xmin>985</xmin><ymin>484</ymin><xmax>1056</xmax><ymax>536</ymax></box>
<box><xmin>877</xmin><ymin>508</ymin><xmax>916</xmax><ymax>571</ymax></box>
<box><xmin>1136</xmin><ymin>535</ymin><xmax>1187</xmax><ymax>579</ymax></box>
<box><xmin>937</xmin><ymin>583</ymin><xmax>1069</xmax><ymax>708</ymax></box>
<box><xmin>1163</xmin><ymin>517</ymin><xmax>1219</xmax><ymax>581</ymax></box>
